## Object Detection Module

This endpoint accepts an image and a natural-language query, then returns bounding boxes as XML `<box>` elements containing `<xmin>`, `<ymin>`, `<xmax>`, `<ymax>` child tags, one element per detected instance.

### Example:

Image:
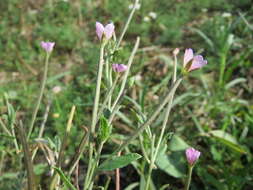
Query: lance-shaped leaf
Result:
<box><xmin>98</xmin><ymin>153</ymin><xmax>142</xmax><ymax>171</ymax></box>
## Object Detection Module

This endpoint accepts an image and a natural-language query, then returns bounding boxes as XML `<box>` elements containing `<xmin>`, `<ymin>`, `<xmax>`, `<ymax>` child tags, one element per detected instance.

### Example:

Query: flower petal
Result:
<box><xmin>185</xmin><ymin>147</ymin><xmax>201</xmax><ymax>165</ymax></box>
<box><xmin>96</xmin><ymin>22</ymin><xmax>104</xmax><ymax>40</ymax></box>
<box><xmin>189</xmin><ymin>55</ymin><xmax>207</xmax><ymax>71</ymax></box>
<box><xmin>184</xmin><ymin>48</ymin><xmax>194</xmax><ymax>67</ymax></box>
<box><xmin>104</xmin><ymin>23</ymin><xmax>115</xmax><ymax>40</ymax></box>
<box><xmin>41</xmin><ymin>41</ymin><xmax>55</xmax><ymax>52</ymax></box>
<box><xmin>112</xmin><ymin>64</ymin><xmax>127</xmax><ymax>72</ymax></box>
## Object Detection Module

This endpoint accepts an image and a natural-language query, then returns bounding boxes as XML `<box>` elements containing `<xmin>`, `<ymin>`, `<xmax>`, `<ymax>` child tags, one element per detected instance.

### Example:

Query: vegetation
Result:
<box><xmin>0</xmin><ymin>0</ymin><xmax>253</xmax><ymax>189</ymax></box>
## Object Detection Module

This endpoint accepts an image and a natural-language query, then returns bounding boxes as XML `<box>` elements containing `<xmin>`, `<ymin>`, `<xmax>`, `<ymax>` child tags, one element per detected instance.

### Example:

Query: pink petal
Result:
<box><xmin>96</xmin><ymin>22</ymin><xmax>105</xmax><ymax>40</ymax></box>
<box><xmin>40</xmin><ymin>41</ymin><xmax>55</xmax><ymax>52</ymax></box>
<box><xmin>104</xmin><ymin>23</ymin><xmax>115</xmax><ymax>40</ymax></box>
<box><xmin>188</xmin><ymin>55</ymin><xmax>207</xmax><ymax>71</ymax></box>
<box><xmin>185</xmin><ymin>147</ymin><xmax>201</xmax><ymax>165</ymax></box>
<box><xmin>184</xmin><ymin>48</ymin><xmax>194</xmax><ymax>67</ymax></box>
<box><xmin>112</xmin><ymin>64</ymin><xmax>127</xmax><ymax>72</ymax></box>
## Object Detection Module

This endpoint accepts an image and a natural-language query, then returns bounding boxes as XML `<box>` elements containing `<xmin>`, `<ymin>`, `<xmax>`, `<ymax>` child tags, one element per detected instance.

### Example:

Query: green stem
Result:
<box><xmin>86</xmin><ymin>142</ymin><xmax>104</xmax><ymax>190</ymax></box>
<box><xmin>185</xmin><ymin>166</ymin><xmax>193</xmax><ymax>190</ymax></box>
<box><xmin>91</xmin><ymin>43</ymin><xmax>105</xmax><ymax>133</ymax></box>
<box><xmin>50</xmin><ymin>106</ymin><xmax>76</xmax><ymax>190</ymax></box>
<box><xmin>83</xmin><ymin>144</ymin><xmax>94</xmax><ymax>190</ymax></box>
<box><xmin>145</xmin><ymin>135</ymin><xmax>155</xmax><ymax>190</ymax></box>
<box><xmin>104</xmin><ymin>78</ymin><xmax>182</xmax><ymax>164</ymax></box>
<box><xmin>218</xmin><ymin>53</ymin><xmax>227</xmax><ymax>87</ymax></box>
<box><xmin>115</xmin><ymin>0</ymin><xmax>139</xmax><ymax>49</ymax></box>
<box><xmin>84</xmin><ymin>43</ymin><xmax>105</xmax><ymax>190</ymax></box>
<box><xmin>111</xmin><ymin>37</ymin><xmax>140</xmax><ymax>112</ymax></box>
<box><xmin>145</xmin><ymin>53</ymin><xmax>178</xmax><ymax>189</ymax></box>
<box><xmin>28</xmin><ymin>53</ymin><xmax>50</xmax><ymax>140</ymax></box>
<box><xmin>97</xmin><ymin>74</ymin><xmax>119</xmax><ymax>122</ymax></box>
<box><xmin>17</xmin><ymin>122</ymin><xmax>36</xmax><ymax>190</ymax></box>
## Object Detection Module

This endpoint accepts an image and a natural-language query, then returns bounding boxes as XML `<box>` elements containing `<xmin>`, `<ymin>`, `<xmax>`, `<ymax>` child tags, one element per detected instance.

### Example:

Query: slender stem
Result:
<box><xmin>91</xmin><ymin>43</ymin><xmax>105</xmax><ymax>133</ymax></box>
<box><xmin>16</xmin><ymin>122</ymin><xmax>36</xmax><ymax>190</ymax></box>
<box><xmin>68</xmin><ymin>130</ymin><xmax>89</xmax><ymax>175</ymax></box>
<box><xmin>218</xmin><ymin>52</ymin><xmax>226</xmax><ymax>87</ymax></box>
<box><xmin>104</xmin><ymin>78</ymin><xmax>182</xmax><ymax>164</ymax></box>
<box><xmin>145</xmin><ymin>135</ymin><xmax>155</xmax><ymax>190</ymax></box>
<box><xmin>84</xmin><ymin>43</ymin><xmax>105</xmax><ymax>190</ymax></box>
<box><xmin>97</xmin><ymin>74</ymin><xmax>120</xmax><ymax>121</ymax></box>
<box><xmin>0</xmin><ymin>117</ymin><xmax>12</xmax><ymax>136</ymax></box>
<box><xmin>145</xmin><ymin>167</ymin><xmax>152</xmax><ymax>190</ymax></box>
<box><xmin>111</xmin><ymin>37</ymin><xmax>140</xmax><ymax>115</ymax></box>
<box><xmin>56</xmin><ymin>105</ymin><xmax>76</xmax><ymax>168</ymax></box>
<box><xmin>32</xmin><ymin>100</ymin><xmax>52</xmax><ymax>160</ymax></box>
<box><xmin>145</xmin><ymin>53</ymin><xmax>178</xmax><ymax>189</ymax></box>
<box><xmin>28</xmin><ymin>53</ymin><xmax>50</xmax><ymax>140</ymax></box>
<box><xmin>152</xmin><ymin>53</ymin><xmax>178</xmax><ymax>161</ymax></box>
<box><xmin>115</xmin><ymin>0</ymin><xmax>139</xmax><ymax>49</ymax></box>
<box><xmin>86</xmin><ymin>142</ymin><xmax>104</xmax><ymax>190</ymax></box>
<box><xmin>185</xmin><ymin>166</ymin><xmax>193</xmax><ymax>190</ymax></box>
<box><xmin>115</xmin><ymin>151</ymin><xmax>121</xmax><ymax>190</ymax></box>
<box><xmin>50</xmin><ymin>106</ymin><xmax>76</xmax><ymax>190</ymax></box>
<box><xmin>83</xmin><ymin>144</ymin><xmax>94</xmax><ymax>190</ymax></box>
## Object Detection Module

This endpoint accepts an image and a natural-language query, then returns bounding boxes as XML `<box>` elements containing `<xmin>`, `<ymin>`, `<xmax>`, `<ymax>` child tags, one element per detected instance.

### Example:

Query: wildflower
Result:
<box><xmin>96</xmin><ymin>22</ymin><xmax>115</xmax><ymax>41</ymax></box>
<box><xmin>173</xmin><ymin>48</ymin><xmax>180</xmax><ymax>56</ymax></box>
<box><xmin>40</xmin><ymin>41</ymin><xmax>55</xmax><ymax>53</ymax></box>
<box><xmin>148</xmin><ymin>12</ymin><xmax>157</xmax><ymax>19</ymax></box>
<box><xmin>184</xmin><ymin>48</ymin><xmax>207</xmax><ymax>72</ymax></box>
<box><xmin>52</xmin><ymin>86</ymin><xmax>62</xmax><ymax>94</ymax></box>
<box><xmin>128</xmin><ymin>3</ymin><xmax>141</xmax><ymax>10</ymax></box>
<box><xmin>143</xmin><ymin>16</ymin><xmax>150</xmax><ymax>22</ymax></box>
<box><xmin>222</xmin><ymin>12</ymin><xmax>231</xmax><ymax>18</ymax></box>
<box><xmin>112</xmin><ymin>64</ymin><xmax>127</xmax><ymax>72</ymax></box>
<box><xmin>185</xmin><ymin>147</ymin><xmax>201</xmax><ymax>166</ymax></box>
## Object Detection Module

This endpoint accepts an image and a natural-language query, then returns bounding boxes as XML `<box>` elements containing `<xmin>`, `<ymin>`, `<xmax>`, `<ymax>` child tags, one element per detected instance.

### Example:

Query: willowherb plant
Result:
<box><xmin>2</xmin><ymin>1</ymin><xmax>208</xmax><ymax>189</ymax></box>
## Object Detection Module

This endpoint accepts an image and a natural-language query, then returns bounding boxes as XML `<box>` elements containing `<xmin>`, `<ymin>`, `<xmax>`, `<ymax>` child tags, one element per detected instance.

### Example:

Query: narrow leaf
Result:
<box><xmin>98</xmin><ymin>153</ymin><xmax>141</xmax><ymax>171</ymax></box>
<box><xmin>209</xmin><ymin>130</ymin><xmax>247</xmax><ymax>154</ymax></box>
<box><xmin>53</xmin><ymin>167</ymin><xmax>77</xmax><ymax>190</ymax></box>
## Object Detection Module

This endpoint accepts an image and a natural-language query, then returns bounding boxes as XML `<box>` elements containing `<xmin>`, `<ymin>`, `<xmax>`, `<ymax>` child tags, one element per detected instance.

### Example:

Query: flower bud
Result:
<box><xmin>185</xmin><ymin>147</ymin><xmax>201</xmax><ymax>166</ymax></box>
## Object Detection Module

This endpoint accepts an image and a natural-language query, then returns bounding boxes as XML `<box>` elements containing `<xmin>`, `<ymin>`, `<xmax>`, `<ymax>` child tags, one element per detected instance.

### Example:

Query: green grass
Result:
<box><xmin>0</xmin><ymin>0</ymin><xmax>253</xmax><ymax>189</ymax></box>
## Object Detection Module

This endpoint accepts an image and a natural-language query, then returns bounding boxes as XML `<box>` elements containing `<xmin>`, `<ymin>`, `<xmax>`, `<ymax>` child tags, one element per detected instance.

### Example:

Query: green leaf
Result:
<box><xmin>209</xmin><ymin>130</ymin><xmax>247</xmax><ymax>154</ymax></box>
<box><xmin>34</xmin><ymin>164</ymin><xmax>47</xmax><ymax>175</ymax></box>
<box><xmin>98</xmin><ymin>153</ymin><xmax>142</xmax><ymax>171</ymax></box>
<box><xmin>156</xmin><ymin>144</ymin><xmax>185</xmax><ymax>178</ymax></box>
<box><xmin>168</xmin><ymin>135</ymin><xmax>190</xmax><ymax>151</ymax></box>
<box><xmin>124</xmin><ymin>182</ymin><xmax>139</xmax><ymax>190</ymax></box>
<box><xmin>53</xmin><ymin>167</ymin><xmax>77</xmax><ymax>190</ymax></box>
<box><xmin>98</xmin><ymin>116</ymin><xmax>112</xmax><ymax>143</ymax></box>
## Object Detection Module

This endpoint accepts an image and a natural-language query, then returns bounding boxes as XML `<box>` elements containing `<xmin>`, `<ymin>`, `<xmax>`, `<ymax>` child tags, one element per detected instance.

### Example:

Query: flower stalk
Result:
<box><xmin>27</xmin><ymin>41</ymin><xmax>55</xmax><ymax>139</ymax></box>
<box><xmin>185</xmin><ymin>166</ymin><xmax>193</xmax><ymax>190</ymax></box>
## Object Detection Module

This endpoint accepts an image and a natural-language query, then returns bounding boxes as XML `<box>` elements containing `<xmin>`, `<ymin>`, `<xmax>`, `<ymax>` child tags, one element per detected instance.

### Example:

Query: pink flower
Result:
<box><xmin>96</xmin><ymin>22</ymin><xmax>115</xmax><ymax>41</ymax></box>
<box><xmin>185</xmin><ymin>147</ymin><xmax>201</xmax><ymax>166</ymax></box>
<box><xmin>112</xmin><ymin>64</ymin><xmax>127</xmax><ymax>72</ymax></box>
<box><xmin>184</xmin><ymin>48</ymin><xmax>207</xmax><ymax>72</ymax></box>
<box><xmin>173</xmin><ymin>48</ymin><xmax>180</xmax><ymax>56</ymax></box>
<box><xmin>40</xmin><ymin>41</ymin><xmax>55</xmax><ymax>53</ymax></box>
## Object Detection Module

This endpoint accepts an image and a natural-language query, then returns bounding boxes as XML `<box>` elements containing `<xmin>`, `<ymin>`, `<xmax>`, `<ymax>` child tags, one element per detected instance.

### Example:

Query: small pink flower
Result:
<box><xmin>184</xmin><ymin>48</ymin><xmax>207</xmax><ymax>72</ymax></box>
<box><xmin>173</xmin><ymin>48</ymin><xmax>180</xmax><ymax>56</ymax></box>
<box><xmin>40</xmin><ymin>41</ymin><xmax>55</xmax><ymax>53</ymax></box>
<box><xmin>185</xmin><ymin>147</ymin><xmax>201</xmax><ymax>166</ymax></box>
<box><xmin>96</xmin><ymin>22</ymin><xmax>115</xmax><ymax>41</ymax></box>
<box><xmin>112</xmin><ymin>64</ymin><xmax>127</xmax><ymax>72</ymax></box>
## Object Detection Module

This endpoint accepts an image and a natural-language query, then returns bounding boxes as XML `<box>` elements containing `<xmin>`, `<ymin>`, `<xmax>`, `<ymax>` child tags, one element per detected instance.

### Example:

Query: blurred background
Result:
<box><xmin>0</xmin><ymin>0</ymin><xmax>253</xmax><ymax>189</ymax></box>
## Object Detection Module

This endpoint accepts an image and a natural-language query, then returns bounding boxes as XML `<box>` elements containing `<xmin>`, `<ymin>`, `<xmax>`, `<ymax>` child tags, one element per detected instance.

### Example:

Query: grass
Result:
<box><xmin>0</xmin><ymin>0</ymin><xmax>253</xmax><ymax>189</ymax></box>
